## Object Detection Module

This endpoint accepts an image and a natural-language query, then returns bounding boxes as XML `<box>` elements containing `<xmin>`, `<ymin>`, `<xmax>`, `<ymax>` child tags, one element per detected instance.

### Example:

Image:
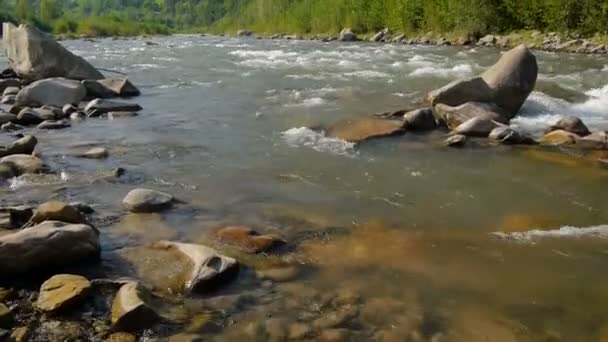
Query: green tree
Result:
<box><xmin>40</xmin><ymin>0</ymin><xmax>62</xmax><ymax>23</ymax></box>
<box><xmin>15</xmin><ymin>0</ymin><xmax>32</xmax><ymax>21</ymax></box>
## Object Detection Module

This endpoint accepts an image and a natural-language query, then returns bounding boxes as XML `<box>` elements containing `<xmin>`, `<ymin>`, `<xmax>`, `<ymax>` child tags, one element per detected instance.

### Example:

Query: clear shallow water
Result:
<box><xmin>2</xmin><ymin>35</ymin><xmax>608</xmax><ymax>340</ymax></box>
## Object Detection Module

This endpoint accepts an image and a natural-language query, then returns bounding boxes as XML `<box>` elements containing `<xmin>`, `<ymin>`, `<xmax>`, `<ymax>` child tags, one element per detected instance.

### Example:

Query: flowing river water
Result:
<box><xmin>2</xmin><ymin>35</ymin><xmax>608</xmax><ymax>341</ymax></box>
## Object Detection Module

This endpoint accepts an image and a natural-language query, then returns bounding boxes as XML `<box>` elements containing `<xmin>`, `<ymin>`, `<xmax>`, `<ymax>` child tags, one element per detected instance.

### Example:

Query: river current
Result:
<box><xmin>2</xmin><ymin>35</ymin><xmax>608</xmax><ymax>341</ymax></box>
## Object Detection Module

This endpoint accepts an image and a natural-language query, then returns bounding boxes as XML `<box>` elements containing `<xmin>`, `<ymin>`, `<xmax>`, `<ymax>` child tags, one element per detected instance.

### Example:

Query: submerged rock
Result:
<box><xmin>16</xmin><ymin>78</ymin><xmax>86</xmax><ymax>107</ymax></box>
<box><xmin>0</xmin><ymin>154</ymin><xmax>46</xmax><ymax>175</ymax></box>
<box><xmin>76</xmin><ymin>147</ymin><xmax>109</xmax><ymax>159</ymax></box>
<box><xmin>427</xmin><ymin>45</ymin><xmax>537</xmax><ymax>125</ymax></box>
<box><xmin>216</xmin><ymin>226</ymin><xmax>285</xmax><ymax>253</ymax></box>
<box><xmin>3</xmin><ymin>23</ymin><xmax>103</xmax><ymax>81</ymax></box>
<box><xmin>547</xmin><ymin>116</ymin><xmax>591</xmax><ymax>137</ymax></box>
<box><xmin>0</xmin><ymin>122</ymin><xmax>23</xmax><ymax>132</ymax></box>
<box><xmin>452</xmin><ymin>117</ymin><xmax>500</xmax><ymax>137</ymax></box>
<box><xmin>326</xmin><ymin>117</ymin><xmax>406</xmax><ymax>143</ymax></box>
<box><xmin>122</xmin><ymin>188</ymin><xmax>174</xmax><ymax>213</ymax></box>
<box><xmin>36</xmin><ymin>274</ymin><xmax>91</xmax><ymax>313</ymax></box>
<box><xmin>152</xmin><ymin>241</ymin><xmax>239</xmax><ymax>293</ymax></box>
<box><xmin>111</xmin><ymin>282</ymin><xmax>161</xmax><ymax>332</ymax></box>
<box><xmin>0</xmin><ymin>135</ymin><xmax>37</xmax><ymax>158</ymax></box>
<box><xmin>0</xmin><ymin>221</ymin><xmax>100</xmax><ymax>275</ymax></box>
<box><xmin>83</xmin><ymin>78</ymin><xmax>140</xmax><ymax>98</ymax></box>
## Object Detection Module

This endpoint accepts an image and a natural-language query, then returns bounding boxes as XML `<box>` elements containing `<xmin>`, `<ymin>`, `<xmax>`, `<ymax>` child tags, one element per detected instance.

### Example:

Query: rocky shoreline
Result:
<box><xmin>232</xmin><ymin>28</ymin><xmax>608</xmax><ymax>55</ymax></box>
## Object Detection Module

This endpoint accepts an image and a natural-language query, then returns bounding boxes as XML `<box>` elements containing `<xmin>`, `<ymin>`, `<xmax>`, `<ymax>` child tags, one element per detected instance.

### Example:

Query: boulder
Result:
<box><xmin>76</xmin><ymin>147</ymin><xmax>109</xmax><ymax>159</ymax></box>
<box><xmin>0</xmin><ymin>79</ymin><xmax>20</xmax><ymax>93</ymax></box>
<box><xmin>444</xmin><ymin>134</ymin><xmax>467</xmax><ymax>147</ymax></box>
<box><xmin>216</xmin><ymin>226</ymin><xmax>285</xmax><ymax>253</ymax></box>
<box><xmin>0</xmin><ymin>112</ymin><xmax>16</xmax><ymax>125</ymax></box>
<box><xmin>326</xmin><ymin>117</ymin><xmax>406</xmax><ymax>143</ymax></box>
<box><xmin>427</xmin><ymin>45</ymin><xmax>537</xmax><ymax>125</ymax></box>
<box><xmin>0</xmin><ymin>154</ymin><xmax>46</xmax><ymax>175</ymax></box>
<box><xmin>452</xmin><ymin>117</ymin><xmax>500</xmax><ymax>137</ymax></box>
<box><xmin>539</xmin><ymin>130</ymin><xmax>580</xmax><ymax>146</ymax></box>
<box><xmin>489</xmin><ymin>126</ymin><xmax>535</xmax><ymax>145</ymax></box>
<box><xmin>122</xmin><ymin>188</ymin><xmax>174</xmax><ymax>213</ymax></box>
<box><xmin>3</xmin><ymin>23</ymin><xmax>104</xmax><ymax>81</ymax></box>
<box><xmin>16</xmin><ymin>78</ymin><xmax>86</xmax><ymax>107</ymax></box>
<box><xmin>403</xmin><ymin>108</ymin><xmax>437</xmax><ymax>131</ymax></box>
<box><xmin>0</xmin><ymin>221</ymin><xmax>100</xmax><ymax>275</ymax></box>
<box><xmin>339</xmin><ymin>28</ymin><xmax>357</xmax><ymax>42</ymax></box>
<box><xmin>36</xmin><ymin>274</ymin><xmax>91</xmax><ymax>313</ymax></box>
<box><xmin>16</xmin><ymin>108</ymin><xmax>43</xmax><ymax>125</ymax></box>
<box><xmin>37</xmin><ymin>119</ymin><xmax>71</xmax><ymax>130</ymax></box>
<box><xmin>152</xmin><ymin>241</ymin><xmax>239</xmax><ymax>293</ymax></box>
<box><xmin>84</xmin><ymin>98</ymin><xmax>142</xmax><ymax>116</ymax></box>
<box><xmin>0</xmin><ymin>135</ymin><xmax>37</xmax><ymax>158</ymax></box>
<box><xmin>3</xmin><ymin>87</ymin><xmax>19</xmax><ymax>96</ymax></box>
<box><xmin>26</xmin><ymin>201</ymin><xmax>87</xmax><ymax>226</ymax></box>
<box><xmin>547</xmin><ymin>116</ymin><xmax>591</xmax><ymax>137</ymax></box>
<box><xmin>82</xmin><ymin>78</ymin><xmax>140</xmax><ymax>98</ymax></box>
<box><xmin>111</xmin><ymin>282</ymin><xmax>161</xmax><ymax>332</ymax></box>
<box><xmin>434</xmin><ymin>102</ymin><xmax>508</xmax><ymax>129</ymax></box>
<box><xmin>1</xmin><ymin>122</ymin><xmax>23</xmax><ymax>132</ymax></box>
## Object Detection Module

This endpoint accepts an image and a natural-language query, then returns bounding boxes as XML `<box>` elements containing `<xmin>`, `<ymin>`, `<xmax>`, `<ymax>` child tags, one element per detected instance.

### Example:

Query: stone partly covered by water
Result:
<box><xmin>111</xmin><ymin>281</ymin><xmax>161</xmax><ymax>332</ymax></box>
<box><xmin>36</xmin><ymin>274</ymin><xmax>91</xmax><ymax>313</ymax></box>
<box><xmin>122</xmin><ymin>188</ymin><xmax>174</xmax><ymax>213</ymax></box>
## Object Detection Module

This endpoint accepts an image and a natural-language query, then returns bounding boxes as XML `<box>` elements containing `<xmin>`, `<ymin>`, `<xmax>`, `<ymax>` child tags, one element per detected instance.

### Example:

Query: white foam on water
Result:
<box><xmin>343</xmin><ymin>70</ymin><xmax>391</xmax><ymax>78</ymax></box>
<box><xmin>132</xmin><ymin>63</ymin><xmax>163</xmax><ymax>70</ymax></box>
<box><xmin>281</xmin><ymin>127</ymin><xmax>356</xmax><ymax>156</ymax></box>
<box><xmin>285</xmin><ymin>97</ymin><xmax>327</xmax><ymax>107</ymax></box>
<box><xmin>409</xmin><ymin>64</ymin><xmax>473</xmax><ymax>77</ymax></box>
<box><xmin>493</xmin><ymin>225</ymin><xmax>608</xmax><ymax>243</ymax></box>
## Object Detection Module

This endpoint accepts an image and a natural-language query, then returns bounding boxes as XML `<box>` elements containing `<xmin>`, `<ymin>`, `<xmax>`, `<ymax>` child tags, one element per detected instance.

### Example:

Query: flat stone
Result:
<box><xmin>444</xmin><ymin>134</ymin><xmax>467</xmax><ymax>147</ymax></box>
<box><xmin>326</xmin><ymin>117</ymin><xmax>406</xmax><ymax>143</ymax></box>
<box><xmin>27</xmin><ymin>201</ymin><xmax>86</xmax><ymax>226</ymax></box>
<box><xmin>216</xmin><ymin>226</ymin><xmax>285</xmax><ymax>253</ymax></box>
<box><xmin>548</xmin><ymin>116</ymin><xmax>591</xmax><ymax>136</ymax></box>
<box><xmin>108</xmin><ymin>111</ymin><xmax>139</xmax><ymax>119</ymax></box>
<box><xmin>0</xmin><ymin>135</ymin><xmax>37</xmax><ymax>158</ymax></box>
<box><xmin>37</xmin><ymin>119</ymin><xmax>71</xmax><ymax>130</ymax></box>
<box><xmin>122</xmin><ymin>188</ymin><xmax>174</xmax><ymax>213</ymax></box>
<box><xmin>75</xmin><ymin>147</ymin><xmax>109</xmax><ymax>159</ymax></box>
<box><xmin>152</xmin><ymin>241</ymin><xmax>239</xmax><ymax>293</ymax></box>
<box><xmin>0</xmin><ymin>221</ymin><xmax>100</xmax><ymax>275</ymax></box>
<box><xmin>0</xmin><ymin>154</ymin><xmax>46</xmax><ymax>175</ymax></box>
<box><xmin>452</xmin><ymin>117</ymin><xmax>500</xmax><ymax>137</ymax></box>
<box><xmin>434</xmin><ymin>102</ymin><xmax>507</xmax><ymax>129</ymax></box>
<box><xmin>111</xmin><ymin>282</ymin><xmax>161</xmax><ymax>332</ymax></box>
<box><xmin>36</xmin><ymin>274</ymin><xmax>91</xmax><ymax>313</ymax></box>
<box><xmin>540</xmin><ymin>130</ymin><xmax>580</xmax><ymax>146</ymax></box>
<box><xmin>85</xmin><ymin>98</ymin><xmax>142</xmax><ymax>115</ymax></box>
<box><xmin>3</xmin><ymin>87</ymin><xmax>19</xmax><ymax>96</ymax></box>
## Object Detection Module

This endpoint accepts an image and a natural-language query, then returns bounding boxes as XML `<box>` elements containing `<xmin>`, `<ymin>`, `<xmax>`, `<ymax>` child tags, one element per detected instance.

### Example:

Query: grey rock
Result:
<box><xmin>111</xmin><ymin>282</ymin><xmax>160</xmax><ymax>332</ymax></box>
<box><xmin>0</xmin><ymin>154</ymin><xmax>46</xmax><ymax>175</ymax></box>
<box><xmin>0</xmin><ymin>112</ymin><xmax>16</xmax><ymax>125</ymax></box>
<box><xmin>0</xmin><ymin>122</ymin><xmax>23</xmax><ymax>132</ymax></box>
<box><xmin>3</xmin><ymin>86</ymin><xmax>20</xmax><ymax>96</ymax></box>
<box><xmin>37</xmin><ymin>119</ymin><xmax>71</xmax><ymax>130</ymax></box>
<box><xmin>0</xmin><ymin>79</ymin><xmax>21</xmax><ymax>93</ymax></box>
<box><xmin>0</xmin><ymin>135</ymin><xmax>37</xmax><ymax>157</ymax></box>
<box><xmin>16</xmin><ymin>108</ymin><xmax>43</xmax><ymax>125</ymax></box>
<box><xmin>1</xmin><ymin>95</ymin><xmax>15</xmax><ymax>104</ymax></box>
<box><xmin>444</xmin><ymin>134</ymin><xmax>467</xmax><ymax>147</ymax></box>
<box><xmin>339</xmin><ymin>28</ymin><xmax>357</xmax><ymax>42</ymax></box>
<box><xmin>16</xmin><ymin>78</ymin><xmax>86</xmax><ymax>107</ymax></box>
<box><xmin>403</xmin><ymin>108</ymin><xmax>437</xmax><ymax>131</ymax></box>
<box><xmin>84</xmin><ymin>98</ymin><xmax>142</xmax><ymax>115</ymax></box>
<box><xmin>76</xmin><ymin>147</ymin><xmax>108</xmax><ymax>159</ymax></box>
<box><xmin>83</xmin><ymin>78</ymin><xmax>140</xmax><ymax>98</ymax></box>
<box><xmin>452</xmin><ymin>117</ymin><xmax>500</xmax><ymax>137</ymax></box>
<box><xmin>548</xmin><ymin>116</ymin><xmax>591</xmax><ymax>137</ymax></box>
<box><xmin>122</xmin><ymin>188</ymin><xmax>174</xmax><ymax>213</ymax></box>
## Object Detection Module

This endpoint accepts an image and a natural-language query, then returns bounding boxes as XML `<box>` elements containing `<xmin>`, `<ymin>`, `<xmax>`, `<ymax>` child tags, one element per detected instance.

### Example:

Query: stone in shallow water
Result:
<box><xmin>325</xmin><ymin>117</ymin><xmax>406</xmax><ymax>143</ymax></box>
<box><xmin>216</xmin><ymin>226</ymin><xmax>285</xmax><ymax>253</ymax></box>
<box><xmin>0</xmin><ymin>112</ymin><xmax>17</xmax><ymax>125</ymax></box>
<box><xmin>37</xmin><ymin>119</ymin><xmax>70</xmax><ymax>130</ymax></box>
<box><xmin>111</xmin><ymin>282</ymin><xmax>161</xmax><ymax>332</ymax></box>
<box><xmin>28</xmin><ymin>201</ymin><xmax>87</xmax><ymax>226</ymax></box>
<box><xmin>403</xmin><ymin>108</ymin><xmax>437</xmax><ymax>131</ymax></box>
<box><xmin>36</xmin><ymin>274</ymin><xmax>91</xmax><ymax>313</ymax></box>
<box><xmin>548</xmin><ymin>116</ymin><xmax>591</xmax><ymax>137</ymax></box>
<box><xmin>0</xmin><ymin>135</ymin><xmax>37</xmax><ymax>158</ymax></box>
<box><xmin>83</xmin><ymin>78</ymin><xmax>141</xmax><ymax>98</ymax></box>
<box><xmin>76</xmin><ymin>147</ymin><xmax>109</xmax><ymax>159</ymax></box>
<box><xmin>16</xmin><ymin>78</ymin><xmax>86</xmax><ymax>107</ymax></box>
<box><xmin>0</xmin><ymin>154</ymin><xmax>46</xmax><ymax>175</ymax></box>
<box><xmin>444</xmin><ymin>134</ymin><xmax>467</xmax><ymax>147</ymax></box>
<box><xmin>0</xmin><ymin>221</ymin><xmax>100</xmax><ymax>275</ymax></box>
<box><xmin>85</xmin><ymin>98</ymin><xmax>142</xmax><ymax>116</ymax></box>
<box><xmin>539</xmin><ymin>129</ymin><xmax>580</xmax><ymax>146</ymax></box>
<box><xmin>452</xmin><ymin>117</ymin><xmax>500</xmax><ymax>137</ymax></box>
<box><xmin>122</xmin><ymin>188</ymin><xmax>174</xmax><ymax>213</ymax></box>
<box><xmin>435</xmin><ymin>102</ymin><xmax>507</xmax><ymax>129</ymax></box>
<box><xmin>16</xmin><ymin>108</ymin><xmax>43</xmax><ymax>125</ymax></box>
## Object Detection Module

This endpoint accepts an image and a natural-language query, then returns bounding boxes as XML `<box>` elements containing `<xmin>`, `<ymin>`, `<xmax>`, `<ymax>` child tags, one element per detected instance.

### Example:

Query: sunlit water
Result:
<box><xmin>2</xmin><ymin>35</ymin><xmax>608</xmax><ymax>340</ymax></box>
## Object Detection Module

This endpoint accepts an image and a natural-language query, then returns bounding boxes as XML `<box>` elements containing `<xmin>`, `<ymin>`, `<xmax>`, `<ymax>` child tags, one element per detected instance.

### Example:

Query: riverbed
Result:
<box><xmin>2</xmin><ymin>35</ymin><xmax>608</xmax><ymax>341</ymax></box>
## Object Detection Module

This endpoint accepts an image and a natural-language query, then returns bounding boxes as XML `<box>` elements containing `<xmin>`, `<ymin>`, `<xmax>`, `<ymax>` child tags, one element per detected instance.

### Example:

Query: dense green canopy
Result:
<box><xmin>2</xmin><ymin>0</ymin><xmax>608</xmax><ymax>36</ymax></box>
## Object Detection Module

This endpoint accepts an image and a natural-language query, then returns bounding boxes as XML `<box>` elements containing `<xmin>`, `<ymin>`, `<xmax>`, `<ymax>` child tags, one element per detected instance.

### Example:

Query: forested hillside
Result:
<box><xmin>2</xmin><ymin>0</ymin><xmax>608</xmax><ymax>37</ymax></box>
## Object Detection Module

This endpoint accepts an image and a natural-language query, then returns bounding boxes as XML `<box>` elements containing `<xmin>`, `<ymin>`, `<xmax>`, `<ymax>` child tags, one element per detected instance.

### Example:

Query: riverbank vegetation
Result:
<box><xmin>2</xmin><ymin>0</ymin><xmax>608</xmax><ymax>37</ymax></box>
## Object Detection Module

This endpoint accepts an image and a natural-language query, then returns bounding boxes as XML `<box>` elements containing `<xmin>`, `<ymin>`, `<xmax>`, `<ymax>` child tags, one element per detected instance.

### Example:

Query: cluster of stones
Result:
<box><xmin>238</xmin><ymin>27</ymin><xmax>608</xmax><ymax>55</ymax></box>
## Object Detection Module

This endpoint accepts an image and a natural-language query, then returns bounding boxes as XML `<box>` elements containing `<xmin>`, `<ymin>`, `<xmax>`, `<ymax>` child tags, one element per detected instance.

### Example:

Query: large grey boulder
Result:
<box><xmin>0</xmin><ymin>221</ymin><xmax>100</xmax><ymax>275</ymax></box>
<box><xmin>16</xmin><ymin>78</ymin><xmax>86</xmax><ymax>107</ymax></box>
<box><xmin>427</xmin><ymin>45</ymin><xmax>537</xmax><ymax>126</ymax></box>
<box><xmin>3</xmin><ymin>23</ymin><xmax>104</xmax><ymax>81</ymax></box>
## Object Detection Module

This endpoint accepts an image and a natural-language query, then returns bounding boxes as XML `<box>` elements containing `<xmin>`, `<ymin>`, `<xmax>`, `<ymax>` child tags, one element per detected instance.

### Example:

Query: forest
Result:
<box><xmin>1</xmin><ymin>0</ymin><xmax>608</xmax><ymax>37</ymax></box>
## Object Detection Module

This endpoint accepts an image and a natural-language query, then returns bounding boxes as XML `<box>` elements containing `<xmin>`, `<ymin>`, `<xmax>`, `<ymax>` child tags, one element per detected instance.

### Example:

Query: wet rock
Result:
<box><xmin>0</xmin><ymin>122</ymin><xmax>23</xmax><ymax>132</ymax></box>
<box><xmin>3</xmin><ymin>23</ymin><xmax>104</xmax><ymax>81</ymax></box>
<box><xmin>489</xmin><ymin>126</ymin><xmax>535</xmax><ymax>145</ymax></box>
<box><xmin>547</xmin><ymin>116</ymin><xmax>591</xmax><ymax>137</ymax></box>
<box><xmin>319</xmin><ymin>329</ymin><xmax>349</xmax><ymax>342</ymax></box>
<box><xmin>106</xmin><ymin>332</ymin><xmax>136</xmax><ymax>342</ymax></box>
<box><xmin>434</xmin><ymin>102</ymin><xmax>509</xmax><ymax>129</ymax></box>
<box><xmin>122</xmin><ymin>188</ymin><xmax>174</xmax><ymax>213</ymax></box>
<box><xmin>35</xmin><ymin>105</ymin><xmax>64</xmax><ymax>120</ymax></box>
<box><xmin>0</xmin><ymin>95</ymin><xmax>15</xmax><ymax>104</ymax></box>
<box><xmin>11</xmin><ymin>326</ymin><xmax>29</xmax><ymax>341</ymax></box>
<box><xmin>36</xmin><ymin>274</ymin><xmax>91</xmax><ymax>313</ymax></box>
<box><xmin>108</xmin><ymin>111</ymin><xmax>139</xmax><ymax>119</ymax></box>
<box><xmin>0</xmin><ymin>154</ymin><xmax>46</xmax><ymax>175</ymax></box>
<box><xmin>0</xmin><ymin>303</ymin><xmax>12</xmax><ymax>328</ymax></box>
<box><xmin>339</xmin><ymin>28</ymin><xmax>357</xmax><ymax>42</ymax></box>
<box><xmin>0</xmin><ymin>112</ymin><xmax>16</xmax><ymax>125</ymax></box>
<box><xmin>452</xmin><ymin>117</ymin><xmax>500</xmax><ymax>137</ymax></box>
<box><xmin>16</xmin><ymin>108</ymin><xmax>43</xmax><ymax>125</ymax></box>
<box><xmin>85</xmin><ymin>98</ymin><xmax>142</xmax><ymax>116</ymax></box>
<box><xmin>37</xmin><ymin>119</ymin><xmax>71</xmax><ymax>130</ymax></box>
<box><xmin>111</xmin><ymin>282</ymin><xmax>161</xmax><ymax>332</ymax></box>
<box><xmin>216</xmin><ymin>226</ymin><xmax>285</xmax><ymax>253</ymax></box>
<box><xmin>539</xmin><ymin>130</ymin><xmax>579</xmax><ymax>146</ymax></box>
<box><xmin>403</xmin><ymin>108</ymin><xmax>437</xmax><ymax>131</ymax></box>
<box><xmin>62</xmin><ymin>104</ymin><xmax>78</xmax><ymax>116</ymax></box>
<box><xmin>0</xmin><ymin>221</ymin><xmax>100</xmax><ymax>275</ymax></box>
<box><xmin>0</xmin><ymin>163</ymin><xmax>17</xmax><ymax>180</ymax></box>
<box><xmin>2</xmin><ymin>87</ymin><xmax>19</xmax><ymax>96</ymax></box>
<box><xmin>83</xmin><ymin>78</ymin><xmax>140</xmax><ymax>98</ymax></box>
<box><xmin>27</xmin><ymin>201</ymin><xmax>87</xmax><ymax>226</ymax></box>
<box><xmin>0</xmin><ymin>79</ymin><xmax>20</xmax><ymax>93</ymax></box>
<box><xmin>427</xmin><ymin>45</ymin><xmax>537</xmax><ymax>124</ymax></box>
<box><xmin>0</xmin><ymin>135</ymin><xmax>37</xmax><ymax>158</ymax></box>
<box><xmin>288</xmin><ymin>322</ymin><xmax>312</xmax><ymax>339</ymax></box>
<box><xmin>477</xmin><ymin>34</ymin><xmax>496</xmax><ymax>46</ymax></box>
<box><xmin>16</xmin><ymin>78</ymin><xmax>86</xmax><ymax>107</ymax></box>
<box><xmin>579</xmin><ymin>131</ymin><xmax>608</xmax><ymax>150</ymax></box>
<box><xmin>0</xmin><ymin>205</ymin><xmax>33</xmax><ymax>229</ymax></box>
<box><xmin>76</xmin><ymin>147</ymin><xmax>109</xmax><ymax>159</ymax></box>
<box><xmin>70</xmin><ymin>111</ymin><xmax>86</xmax><ymax>120</ymax></box>
<box><xmin>152</xmin><ymin>241</ymin><xmax>239</xmax><ymax>293</ymax></box>
<box><xmin>256</xmin><ymin>266</ymin><xmax>299</xmax><ymax>282</ymax></box>
<box><xmin>326</xmin><ymin>117</ymin><xmax>406</xmax><ymax>143</ymax></box>
<box><xmin>444</xmin><ymin>134</ymin><xmax>467</xmax><ymax>147</ymax></box>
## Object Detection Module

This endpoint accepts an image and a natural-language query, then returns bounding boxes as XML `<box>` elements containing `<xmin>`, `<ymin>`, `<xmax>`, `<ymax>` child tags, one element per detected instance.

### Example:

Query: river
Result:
<box><xmin>2</xmin><ymin>35</ymin><xmax>608</xmax><ymax>340</ymax></box>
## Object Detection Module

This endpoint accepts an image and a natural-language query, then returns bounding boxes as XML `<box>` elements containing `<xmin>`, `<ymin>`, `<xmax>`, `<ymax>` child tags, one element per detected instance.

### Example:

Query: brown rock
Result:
<box><xmin>434</xmin><ymin>102</ymin><xmax>509</xmax><ymax>129</ymax></box>
<box><xmin>111</xmin><ymin>282</ymin><xmax>161</xmax><ymax>332</ymax></box>
<box><xmin>547</xmin><ymin>116</ymin><xmax>591</xmax><ymax>137</ymax></box>
<box><xmin>539</xmin><ymin>130</ymin><xmax>580</xmax><ymax>146</ymax></box>
<box><xmin>217</xmin><ymin>226</ymin><xmax>285</xmax><ymax>253</ymax></box>
<box><xmin>326</xmin><ymin>118</ymin><xmax>406</xmax><ymax>142</ymax></box>
<box><xmin>452</xmin><ymin>117</ymin><xmax>500</xmax><ymax>137</ymax></box>
<box><xmin>36</xmin><ymin>274</ymin><xmax>91</xmax><ymax>313</ymax></box>
<box><xmin>27</xmin><ymin>201</ymin><xmax>87</xmax><ymax>226</ymax></box>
